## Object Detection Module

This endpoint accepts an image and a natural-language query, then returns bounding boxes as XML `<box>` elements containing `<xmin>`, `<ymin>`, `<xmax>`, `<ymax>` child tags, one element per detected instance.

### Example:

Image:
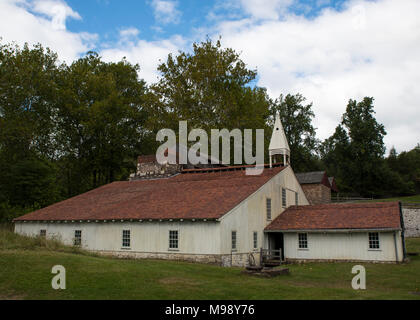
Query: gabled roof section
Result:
<box><xmin>269</xmin><ymin>113</ymin><xmax>290</xmax><ymax>155</ymax></box>
<box><xmin>265</xmin><ymin>202</ymin><xmax>402</xmax><ymax>231</ymax></box>
<box><xmin>328</xmin><ymin>177</ymin><xmax>339</xmax><ymax>193</ymax></box>
<box><xmin>14</xmin><ymin>166</ymin><xmax>286</xmax><ymax>222</ymax></box>
<box><xmin>296</xmin><ymin>171</ymin><xmax>331</xmax><ymax>188</ymax></box>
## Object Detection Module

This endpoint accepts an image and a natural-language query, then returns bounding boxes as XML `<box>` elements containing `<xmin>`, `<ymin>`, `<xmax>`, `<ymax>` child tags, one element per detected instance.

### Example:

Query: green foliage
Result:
<box><xmin>0</xmin><ymin>38</ymin><xmax>418</xmax><ymax>214</ymax></box>
<box><xmin>0</xmin><ymin>225</ymin><xmax>86</xmax><ymax>254</ymax></box>
<box><xmin>270</xmin><ymin>93</ymin><xmax>321</xmax><ymax>172</ymax></box>
<box><xmin>385</xmin><ymin>144</ymin><xmax>420</xmax><ymax>194</ymax></box>
<box><xmin>0</xmin><ymin>41</ymin><xmax>150</xmax><ymax>212</ymax></box>
<box><xmin>147</xmin><ymin>38</ymin><xmax>272</xmax><ymax>159</ymax></box>
<box><xmin>321</xmin><ymin>98</ymin><xmax>415</xmax><ymax>197</ymax></box>
<box><xmin>56</xmin><ymin>52</ymin><xmax>149</xmax><ymax>195</ymax></box>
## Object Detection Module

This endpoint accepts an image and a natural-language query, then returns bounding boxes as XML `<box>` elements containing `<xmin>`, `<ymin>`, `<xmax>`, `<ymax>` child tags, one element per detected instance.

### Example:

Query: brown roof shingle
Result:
<box><xmin>265</xmin><ymin>202</ymin><xmax>401</xmax><ymax>231</ymax></box>
<box><xmin>14</xmin><ymin>166</ymin><xmax>286</xmax><ymax>222</ymax></box>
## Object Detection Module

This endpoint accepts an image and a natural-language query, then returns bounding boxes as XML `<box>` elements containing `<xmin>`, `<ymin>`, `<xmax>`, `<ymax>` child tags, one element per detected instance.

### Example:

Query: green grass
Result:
<box><xmin>1</xmin><ymin>228</ymin><xmax>420</xmax><ymax>300</ymax></box>
<box><xmin>350</xmin><ymin>194</ymin><xmax>420</xmax><ymax>204</ymax></box>
<box><xmin>375</xmin><ymin>194</ymin><xmax>420</xmax><ymax>203</ymax></box>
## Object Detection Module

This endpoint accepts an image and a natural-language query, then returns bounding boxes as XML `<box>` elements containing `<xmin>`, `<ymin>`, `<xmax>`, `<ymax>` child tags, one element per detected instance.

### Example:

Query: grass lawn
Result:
<box><xmin>368</xmin><ymin>194</ymin><xmax>420</xmax><ymax>203</ymax></box>
<box><xmin>1</xmin><ymin>228</ymin><xmax>420</xmax><ymax>300</ymax></box>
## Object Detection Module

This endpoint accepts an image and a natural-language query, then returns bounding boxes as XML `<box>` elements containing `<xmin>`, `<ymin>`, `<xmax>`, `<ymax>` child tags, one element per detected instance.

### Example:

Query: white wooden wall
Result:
<box><xmin>15</xmin><ymin>221</ymin><xmax>220</xmax><ymax>254</ymax></box>
<box><xmin>219</xmin><ymin>166</ymin><xmax>309</xmax><ymax>254</ymax></box>
<box><xmin>283</xmin><ymin>231</ymin><xmax>404</xmax><ymax>262</ymax></box>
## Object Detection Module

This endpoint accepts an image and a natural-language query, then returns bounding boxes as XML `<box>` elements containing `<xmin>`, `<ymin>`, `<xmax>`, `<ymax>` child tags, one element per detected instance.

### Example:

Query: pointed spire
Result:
<box><xmin>269</xmin><ymin>112</ymin><xmax>290</xmax><ymax>167</ymax></box>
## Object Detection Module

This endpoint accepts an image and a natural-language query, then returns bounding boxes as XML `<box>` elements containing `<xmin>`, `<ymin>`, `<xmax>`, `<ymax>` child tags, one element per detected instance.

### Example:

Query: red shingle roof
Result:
<box><xmin>14</xmin><ymin>166</ymin><xmax>286</xmax><ymax>222</ymax></box>
<box><xmin>265</xmin><ymin>202</ymin><xmax>402</xmax><ymax>231</ymax></box>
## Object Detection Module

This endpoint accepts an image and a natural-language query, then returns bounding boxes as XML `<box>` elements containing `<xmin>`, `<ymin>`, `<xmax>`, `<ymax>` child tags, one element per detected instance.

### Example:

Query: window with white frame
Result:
<box><xmin>231</xmin><ymin>231</ymin><xmax>237</xmax><ymax>251</ymax></box>
<box><xmin>298</xmin><ymin>233</ymin><xmax>308</xmax><ymax>249</ymax></box>
<box><xmin>266</xmin><ymin>198</ymin><xmax>272</xmax><ymax>220</ymax></box>
<box><xmin>295</xmin><ymin>192</ymin><xmax>299</xmax><ymax>205</ymax></box>
<box><xmin>369</xmin><ymin>232</ymin><xmax>380</xmax><ymax>249</ymax></box>
<box><xmin>253</xmin><ymin>232</ymin><xmax>258</xmax><ymax>250</ymax></box>
<box><xmin>282</xmin><ymin>188</ymin><xmax>286</xmax><ymax>208</ymax></box>
<box><xmin>74</xmin><ymin>230</ymin><xmax>82</xmax><ymax>246</ymax></box>
<box><xmin>169</xmin><ymin>230</ymin><xmax>178</xmax><ymax>249</ymax></box>
<box><xmin>122</xmin><ymin>230</ymin><xmax>131</xmax><ymax>248</ymax></box>
<box><xmin>40</xmin><ymin>229</ymin><xmax>46</xmax><ymax>237</ymax></box>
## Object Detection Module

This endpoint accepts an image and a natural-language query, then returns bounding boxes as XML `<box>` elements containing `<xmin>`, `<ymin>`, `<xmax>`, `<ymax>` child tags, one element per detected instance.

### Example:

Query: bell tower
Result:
<box><xmin>269</xmin><ymin>112</ymin><xmax>290</xmax><ymax>168</ymax></box>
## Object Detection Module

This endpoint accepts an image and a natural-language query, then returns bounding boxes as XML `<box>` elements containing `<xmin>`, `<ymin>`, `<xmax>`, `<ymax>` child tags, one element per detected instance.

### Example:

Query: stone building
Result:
<box><xmin>295</xmin><ymin>171</ymin><xmax>337</xmax><ymax>205</ymax></box>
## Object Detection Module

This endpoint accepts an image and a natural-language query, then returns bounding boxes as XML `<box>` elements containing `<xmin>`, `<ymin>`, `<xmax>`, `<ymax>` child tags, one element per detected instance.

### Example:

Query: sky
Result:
<box><xmin>0</xmin><ymin>0</ymin><xmax>419</xmax><ymax>153</ymax></box>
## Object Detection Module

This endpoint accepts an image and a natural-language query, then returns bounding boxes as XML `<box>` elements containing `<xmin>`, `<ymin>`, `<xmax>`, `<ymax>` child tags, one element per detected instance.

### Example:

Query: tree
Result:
<box><xmin>321</xmin><ymin>97</ymin><xmax>388</xmax><ymax>196</ymax></box>
<box><xmin>0</xmin><ymin>42</ymin><xmax>62</xmax><ymax>215</ymax></box>
<box><xmin>320</xmin><ymin>124</ymin><xmax>353</xmax><ymax>193</ymax></box>
<box><xmin>270</xmin><ymin>93</ymin><xmax>320</xmax><ymax>172</ymax></box>
<box><xmin>146</xmin><ymin>38</ymin><xmax>272</xmax><ymax>161</ymax></box>
<box><xmin>0</xmin><ymin>42</ymin><xmax>62</xmax><ymax>161</ymax></box>
<box><xmin>56</xmin><ymin>52</ymin><xmax>149</xmax><ymax>195</ymax></box>
<box><xmin>386</xmin><ymin>144</ymin><xmax>420</xmax><ymax>194</ymax></box>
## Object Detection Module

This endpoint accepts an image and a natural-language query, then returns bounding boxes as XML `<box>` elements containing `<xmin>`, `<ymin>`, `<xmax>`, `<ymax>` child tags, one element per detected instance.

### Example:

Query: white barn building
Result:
<box><xmin>14</xmin><ymin>114</ymin><xmax>407</xmax><ymax>266</ymax></box>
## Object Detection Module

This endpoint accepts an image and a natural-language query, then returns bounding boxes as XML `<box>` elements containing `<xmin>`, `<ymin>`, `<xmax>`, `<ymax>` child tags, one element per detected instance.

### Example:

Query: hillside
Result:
<box><xmin>1</xmin><ymin>227</ymin><xmax>420</xmax><ymax>300</ymax></box>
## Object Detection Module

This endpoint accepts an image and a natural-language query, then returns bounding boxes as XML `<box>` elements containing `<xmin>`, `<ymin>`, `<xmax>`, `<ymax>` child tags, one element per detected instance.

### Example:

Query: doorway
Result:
<box><xmin>269</xmin><ymin>232</ymin><xmax>284</xmax><ymax>261</ymax></box>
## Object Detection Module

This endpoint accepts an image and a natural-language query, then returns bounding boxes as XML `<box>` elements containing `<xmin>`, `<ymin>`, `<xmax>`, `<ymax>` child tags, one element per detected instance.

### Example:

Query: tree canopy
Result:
<box><xmin>0</xmin><ymin>39</ymin><xmax>418</xmax><ymax>221</ymax></box>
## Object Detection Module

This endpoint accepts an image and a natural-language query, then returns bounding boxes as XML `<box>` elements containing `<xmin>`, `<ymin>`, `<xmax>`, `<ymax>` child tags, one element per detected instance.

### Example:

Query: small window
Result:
<box><xmin>282</xmin><ymin>188</ymin><xmax>287</xmax><ymax>208</ymax></box>
<box><xmin>253</xmin><ymin>232</ymin><xmax>258</xmax><ymax>250</ymax></box>
<box><xmin>295</xmin><ymin>192</ymin><xmax>299</xmax><ymax>205</ymax></box>
<box><xmin>169</xmin><ymin>230</ymin><xmax>178</xmax><ymax>249</ymax></box>
<box><xmin>231</xmin><ymin>231</ymin><xmax>237</xmax><ymax>251</ymax></box>
<box><xmin>122</xmin><ymin>230</ymin><xmax>131</xmax><ymax>248</ymax></box>
<box><xmin>40</xmin><ymin>229</ymin><xmax>46</xmax><ymax>237</ymax></box>
<box><xmin>298</xmin><ymin>233</ymin><xmax>308</xmax><ymax>249</ymax></box>
<box><xmin>74</xmin><ymin>230</ymin><xmax>82</xmax><ymax>246</ymax></box>
<box><xmin>266</xmin><ymin>198</ymin><xmax>272</xmax><ymax>220</ymax></box>
<box><xmin>369</xmin><ymin>232</ymin><xmax>380</xmax><ymax>249</ymax></box>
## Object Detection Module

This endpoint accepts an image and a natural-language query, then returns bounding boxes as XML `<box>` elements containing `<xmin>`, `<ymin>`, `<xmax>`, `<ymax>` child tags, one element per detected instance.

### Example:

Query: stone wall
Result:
<box><xmin>402</xmin><ymin>207</ymin><xmax>420</xmax><ymax>238</ymax></box>
<box><xmin>130</xmin><ymin>162</ymin><xmax>182</xmax><ymax>180</ymax></box>
<box><xmin>301</xmin><ymin>184</ymin><xmax>331</xmax><ymax>205</ymax></box>
<box><xmin>97</xmin><ymin>250</ymin><xmax>257</xmax><ymax>268</ymax></box>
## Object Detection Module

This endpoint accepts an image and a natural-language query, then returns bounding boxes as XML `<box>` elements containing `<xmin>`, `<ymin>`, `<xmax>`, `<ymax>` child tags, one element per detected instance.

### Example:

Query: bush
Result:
<box><xmin>0</xmin><ymin>225</ymin><xmax>91</xmax><ymax>256</ymax></box>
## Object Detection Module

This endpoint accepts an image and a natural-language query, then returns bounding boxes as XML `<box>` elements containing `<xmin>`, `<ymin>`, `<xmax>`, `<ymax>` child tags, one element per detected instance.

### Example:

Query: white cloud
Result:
<box><xmin>209</xmin><ymin>0</ymin><xmax>294</xmax><ymax>21</ymax></box>
<box><xmin>238</xmin><ymin>0</ymin><xmax>294</xmax><ymax>20</ymax></box>
<box><xmin>100</xmin><ymin>34</ymin><xmax>187</xmax><ymax>84</ymax></box>
<box><xmin>150</xmin><ymin>0</ymin><xmax>181</xmax><ymax>25</ymax></box>
<box><xmin>119</xmin><ymin>27</ymin><xmax>140</xmax><ymax>39</ymax></box>
<box><xmin>32</xmin><ymin>0</ymin><xmax>81</xmax><ymax>30</ymax></box>
<box><xmin>0</xmin><ymin>0</ymin><xmax>97</xmax><ymax>63</ymax></box>
<box><xmin>209</xmin><ymin>0</ymin><xmax>420</xmax><ymax>152</ymax></box>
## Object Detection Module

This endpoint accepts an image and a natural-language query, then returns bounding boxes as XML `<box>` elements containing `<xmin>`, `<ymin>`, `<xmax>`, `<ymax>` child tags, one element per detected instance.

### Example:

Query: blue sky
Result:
<box><xmin>0</xmin><ymin>0</ymin><xmax>419</xmax><ymax>151</ymax></box>
<box><xmin>62</xmin><ymin>0</ymin><xmax>348</xmax><ymax>50</ymax></box>
<box><xmin>65</xmin><ymin>0</ymin><xmax>215</xmax><ymax>44</ymax></box>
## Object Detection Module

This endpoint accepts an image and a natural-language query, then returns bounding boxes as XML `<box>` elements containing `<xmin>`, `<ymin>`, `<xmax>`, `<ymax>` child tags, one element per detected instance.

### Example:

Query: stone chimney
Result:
<box><xmin>129</xmin><ymin>151</ymin><xmax>182</xmax><ymax>181</ymax></box>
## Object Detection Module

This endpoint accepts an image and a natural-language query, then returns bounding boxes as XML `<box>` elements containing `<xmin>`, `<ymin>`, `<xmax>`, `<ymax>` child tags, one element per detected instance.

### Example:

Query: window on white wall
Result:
<box><xmin>282</xmin><ymin>188</ymin><xmax>286</xmax><ymax>208</ymax></box>
<box><xmin>74</xmin><ymin>230</ymin><xmax>82</xmax><ymax>246</ymax></box>
<box><xmin>231</xmin><ymin>231</ymin><xmax>237</xmax><ymax>251</ymax></box>
<box><xmin>253</xmin><ymin>232</ymin><xmax>258</xmax><ymax>250</ymax></box>
<box><xmin>40</xmin><ymin>229</ymin><xmax>46</xmax><ymax>237</ymax></box>
<box><xmin>122</xmin><ymin>230</ymin><xmax>131</xmax><ymax>248</ymax></box>
<box><xmin>295</xmin><ymin>192</ymin><xmax>299</xmax><ymax>205</ymax></box>
<box><xmin>298</xmin><ymin>233</ymin><xmax>308</xmax><ymax>249</ymax></box>
<box><xmin>169</xmin><ymin>230</ymin><xmax>179</xmax><ymax>249</ymax></box>
<box><xmin>266</xmin><ymin>198</ymin><xmax>272</xmax><ymax>220</ymax></box>
<box><xmin>368</xmin><ymin>232</ymin><xmax>380</xmax><ymax>249</ymax></box>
